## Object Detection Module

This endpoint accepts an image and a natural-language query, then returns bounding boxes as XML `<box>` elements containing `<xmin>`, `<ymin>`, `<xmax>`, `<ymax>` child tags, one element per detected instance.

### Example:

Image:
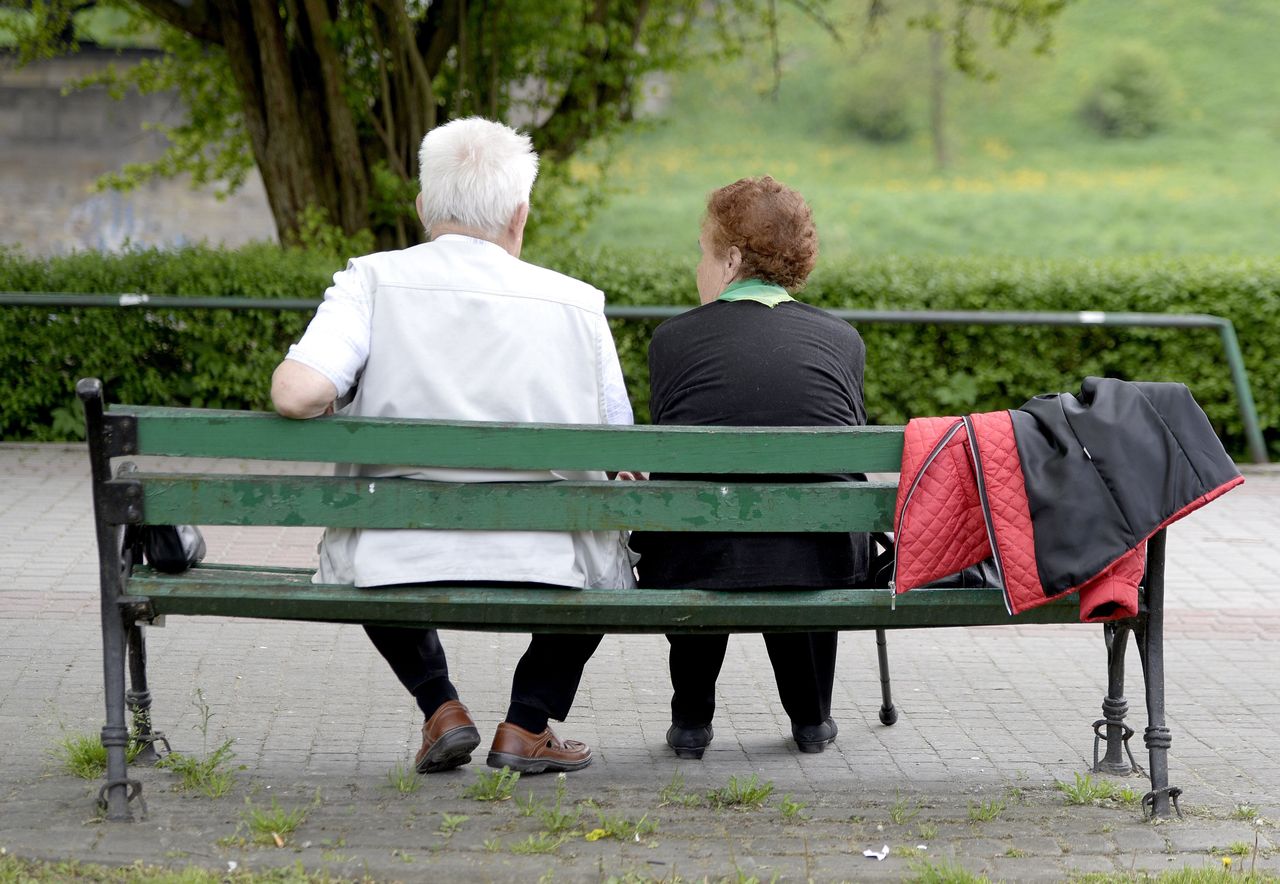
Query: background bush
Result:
<box><xmin>2</xmin><ymin>246</ymin><xmax>1276</xmax><ymax>459</ymax></box>
<box><xmin>1080</xmin><ymin>41</ymin><xmax>1179</xmax><ymax>138</ymax></box>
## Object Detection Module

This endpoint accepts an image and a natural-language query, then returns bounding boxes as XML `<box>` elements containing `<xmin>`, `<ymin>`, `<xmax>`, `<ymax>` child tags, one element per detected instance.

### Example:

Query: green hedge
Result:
<box><xmin>2</xmin><ymin>246</ymin><xmax>1277</xmax><ymax>459</ymax></box>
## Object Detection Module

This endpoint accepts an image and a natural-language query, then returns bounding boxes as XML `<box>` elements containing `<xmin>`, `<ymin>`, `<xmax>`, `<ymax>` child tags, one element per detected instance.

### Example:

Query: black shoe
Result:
<box><xmin>666</xmin><ymin>723</ymin><xmax>714</xmax><ymax>759</ymax></box>
<box><xmin>792</xmin><ymin>717</ymin><xmax>838</xmax><ymax>753</ymax></box>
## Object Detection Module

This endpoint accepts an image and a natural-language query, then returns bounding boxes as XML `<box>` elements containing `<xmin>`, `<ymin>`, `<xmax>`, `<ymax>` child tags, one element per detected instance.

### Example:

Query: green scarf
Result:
<box><xmin>716</xmin><ymin>279</ymin><xmax>794</xmax><ymax>308</ymax></box>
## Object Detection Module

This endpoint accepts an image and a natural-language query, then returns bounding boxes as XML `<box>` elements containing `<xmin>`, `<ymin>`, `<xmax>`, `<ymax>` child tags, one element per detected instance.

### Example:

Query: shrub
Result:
<box><xmin>1081</xmin><ymin>41</ymin><xmax>1178</xmax><ymax>138</ymax></box>
<box><xmin>2</xmin><ymin>246</ymin><xmax>1277</xmax><ymax>460</ymax></box>
<box><xmin>844</xmin><ymin>73</ymin><xmax>915</xmax><ymax>143</ymax></box>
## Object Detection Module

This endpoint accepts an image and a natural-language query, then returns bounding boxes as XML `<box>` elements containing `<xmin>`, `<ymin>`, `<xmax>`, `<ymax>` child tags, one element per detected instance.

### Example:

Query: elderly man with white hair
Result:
<box><xmin>271</xmin><ymin>117</ymin><xmax>634</xmax><ymax>775</ymax></box>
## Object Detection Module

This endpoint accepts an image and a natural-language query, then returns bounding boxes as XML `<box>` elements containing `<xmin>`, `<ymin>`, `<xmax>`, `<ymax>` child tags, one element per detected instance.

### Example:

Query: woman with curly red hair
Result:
<box><xmin>631</xmin><ymin>176</ymin><xmax>869</xmax><ymax>758</ymax></box>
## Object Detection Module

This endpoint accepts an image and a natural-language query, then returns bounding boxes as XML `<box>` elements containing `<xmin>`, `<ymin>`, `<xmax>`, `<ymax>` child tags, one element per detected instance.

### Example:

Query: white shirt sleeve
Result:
<box><xmin>597</xmin><ymin>315</ymin><xmax>634</xmax><ymax>426</ymax></box>
<box><xmin>284</xmin><ymin>261</ymin><xmax>373</xmax><ymax>398</ymax></box>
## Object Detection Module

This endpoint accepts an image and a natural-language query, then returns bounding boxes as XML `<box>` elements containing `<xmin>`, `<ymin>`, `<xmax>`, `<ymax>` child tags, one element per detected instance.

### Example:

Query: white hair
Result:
<box><xmin>417</xmin><ymin>117</ymin><xmax>539</xmax><ymax>239</ymax></box>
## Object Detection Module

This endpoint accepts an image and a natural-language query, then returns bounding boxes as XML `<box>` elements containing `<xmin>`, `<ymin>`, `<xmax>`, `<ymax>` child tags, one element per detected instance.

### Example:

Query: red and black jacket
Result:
<box><xmin>893</xmin><ymin>378</ymin><xmax>1244</xmax><ymax>622</ymax></box>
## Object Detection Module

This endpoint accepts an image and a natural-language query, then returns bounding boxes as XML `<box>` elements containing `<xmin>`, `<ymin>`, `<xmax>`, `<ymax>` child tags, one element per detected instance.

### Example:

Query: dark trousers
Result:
<box><xmin>364</xmin><ymin>585</ymin><xmax>602</xmax><ymax>734</ymax></box>
<box><xmin>667</xmin><ymin>631</ymin><xmax>837</xmax><ymax>728</ymax></box>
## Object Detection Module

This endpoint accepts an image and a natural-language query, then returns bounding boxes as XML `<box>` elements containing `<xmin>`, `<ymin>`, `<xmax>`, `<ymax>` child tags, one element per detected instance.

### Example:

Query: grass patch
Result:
<box><xmin>586</xmin><ymin>812</ymin><xmax>659</xmax><ymax>843</ymax></box>
<box><xmin>508</xmin><ymin>832</ymin><xmax>568</xmax><ymax>855</ymax></box>
<box><xmin>437</xmin><ymin>813</ymin><xmax>469</xmax><ymax>837</ymax></box>
<box><xmin>385</xmin><ymin>762</ymin><xmax>422</xmax><ymax>794</ymax></box>
<box><xmin>463</xmin><ymin>766</ymin><xmax>521</xmax><ymax>802</ymax></box>
<box><xmin>1003</xmin><ymin>847</ymin><xmax>1028</xmax><ymax>858</ymax></box>
<box><xmin>1053</xmin><ymin>773</ymin><xmax>1143</xmax><ymax>808</ymax></box>
<box><xmin>238</xmin><ymin>796</ymin><xmax>309</xmax><ymax>847</ymax></box>
<box><xmin>50</xmin><ymin>732</ymin><xmax>142</xmax><ymax>780</ymax></box>
<box><xmin>890</xmin><ymin>791</ymin><xmax>922</xmax><ymax>825</ymax></box>
<box><xmin>779</xmin><ymin>794</ymin><xmax>808</xmax><ymax>822</ymax></box>
<box><xmin>156</xmin><ymin>739</ymin><xmax>235</xmax><ymax>798</ymax></box>
<box><xmin>0</xmin><ymin>854</ymin><xmax>357</xmax><ymax>881</ymax></box>
<box><xmin>658</xmin><ymin>770</ymin><xmax>702</xmax><ymax>807</ymax></box>
<box><xmin>917</xmin><ymin>822</ymin><xmax>939</xmax><ymax>841</ymax></box>
<box><xmin>706</xmin><ymin>774</ymin><xmax>774</xmax><ymax>810</ymax></box>
<box><xmin>968</xmin><ymin>799</ymin><xmax>1005</xmax><ymax>823</ymax></box>
<box><xmin>1232</xmin><ymin>803</ymin><xmax>1260</xmax><ymax>821</ymax></box>
<box><xmin>908</xmin><ymin>859</ymin><xmax>992</xmax><ymax>883</ymax></box>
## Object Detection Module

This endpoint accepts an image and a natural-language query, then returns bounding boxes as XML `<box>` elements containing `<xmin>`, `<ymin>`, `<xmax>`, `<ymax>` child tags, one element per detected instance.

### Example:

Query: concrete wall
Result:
<box><xmin>0</xmin><ymin>48</ymin><xmax>276</xmax><ymax>255</ymax></box>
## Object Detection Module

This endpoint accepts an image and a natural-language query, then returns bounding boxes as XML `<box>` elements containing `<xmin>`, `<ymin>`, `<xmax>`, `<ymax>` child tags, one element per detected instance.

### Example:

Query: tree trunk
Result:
<box><xmin>928</xmin><ymin>7</ymin><xmax>949</xmax><ymax>172</ymax></box>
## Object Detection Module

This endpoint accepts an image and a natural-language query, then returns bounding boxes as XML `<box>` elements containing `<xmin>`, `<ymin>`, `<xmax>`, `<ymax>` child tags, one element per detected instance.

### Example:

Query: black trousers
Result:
<box><xmin>363</xmin><ymin>583</ymin><xmax>602</xmax><ymax>733</ymax></box>
<box><xmin>667</xmin><ymin>632</ymin><xmax>837</xmax><ymax>728</ymax></box>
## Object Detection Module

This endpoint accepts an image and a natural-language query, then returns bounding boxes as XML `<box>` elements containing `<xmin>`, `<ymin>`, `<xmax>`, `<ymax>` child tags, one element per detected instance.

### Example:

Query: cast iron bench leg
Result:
<box><xmin>1094</xmin><ymin>620</ymin><xmax>1139</xmax><ymax>775</ymax></box>
<box><xmin>1137</xmin><ymin>529</ymin><xmax>1180</xmax><ymax>819</ymax></box>
<box><xmin>875</xmin><ymin>628</ymin><xmax>898</xmax><ymax>725</ymax></box>
<box><xmin>79</xmin><ymin>379</ymin><xmax>144</xmax><ymax>821</ymax></box>
<box><xmin>127</xmin><ymin>623</ymin><xmax>169</xmax><ymax>764</ymax></box>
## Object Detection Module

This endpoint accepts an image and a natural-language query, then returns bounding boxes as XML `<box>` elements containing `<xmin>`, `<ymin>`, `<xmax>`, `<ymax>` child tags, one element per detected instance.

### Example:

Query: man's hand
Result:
<box><xmin>271</xmin><ymin>360</ymin><xmax>338</xmax><ymax>419</ymax></box>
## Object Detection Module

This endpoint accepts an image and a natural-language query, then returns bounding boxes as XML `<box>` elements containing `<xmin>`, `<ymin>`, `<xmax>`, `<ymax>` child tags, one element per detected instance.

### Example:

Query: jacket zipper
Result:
<box><xmin>891</xmin><ymin>419</ymin><xmax>965</xmax><ymax>608</ymax></box>
<box><xmin>962</xmin><ymin>415</ymin><xmax>1013</xmax><ymax>615</ymax></box>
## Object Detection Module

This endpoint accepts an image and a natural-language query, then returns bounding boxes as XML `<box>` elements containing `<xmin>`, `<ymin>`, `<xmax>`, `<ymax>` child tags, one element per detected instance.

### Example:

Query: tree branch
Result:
<box><xmin>131</xmin><ymin>0</ymin><xmax>225</xmax><ymax>45</ymax></box>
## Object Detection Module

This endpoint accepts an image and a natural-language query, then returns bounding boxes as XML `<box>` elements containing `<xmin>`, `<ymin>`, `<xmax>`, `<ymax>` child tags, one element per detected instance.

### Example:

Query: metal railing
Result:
<box><xmin>1</xmin><ymin>292</ymin><xmax>1267</xmax><ymax>463</ymax></box>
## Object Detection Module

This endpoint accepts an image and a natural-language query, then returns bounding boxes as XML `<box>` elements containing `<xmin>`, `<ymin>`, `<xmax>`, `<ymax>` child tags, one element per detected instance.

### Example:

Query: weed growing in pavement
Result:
<box><xmin>586</xmin><ymin>812</ymin><xmax>658</xmax><ymax>842</ymax></box>
<box><xmin>779</xmin><ymin>794</ymin><xmax>808</xmax><ymax>822</ymax></box>
<box><xmin>482</xmin><ymin>837</ymin><xmax>503</xmax><ymax>852</ymax></box>
<box><xmin>706</xmin><ymin>774</ymin><xmax>773</xmax><ymax>809</ymax></box>
<box><xmin>893</xmin><ymin>845</ymin><xmax>924</xmax><ymax>857</ymax></box>
<box><xmin>50</xmin><ymin>731</ymin><xmax>142</xmax><ymax>779</ymax></box>
<box><xmin>1218</xmin><ymin>841</ymin><xmax>1253</xmax><ymax>857</ymax></box>
<box><xmin>158</xmin><ymin>738</ymin><xmax>235</xmax><ymax>797</ymax></box>
<box><xmin>917</xmin><ymin>822</ymin><xmax>939</xmax><ymax>841</ymax></box>
<box><xmin>658</xmin><ymin>770</ymin><xmax>702</xmax><ymax>807</ymax></box>
<box><xmin>1114</xmin><ymin>785</ymin><xmax>1142</xmax><ymax>806</ymax></box>
<box><xmin>386</xmin><ymin>762</ymin><xmax>423</xmax><ymax>794</ymax></box>
<box><xmin>238</xmin><ymin>795</ymin><xmax>309</xmax><ymax>846</ymax></box>
<box><xmin>438</xmin><ymin>813</ymin><xmax>469</xmax><ymax>836</ymax></box>
<box><xmin>536</xmin><ymin>774</ymin><xmax>581</xmax><ymax>834</ymax></box>
<box><xmin>158</xmin><ymin>688</ymin><xmax>235</xmax><ymax>797</ymax></box>
<box><xmin>517</xmin><ymin>789</ymin><xmax>545</xmax><ymax>817</ymax></box>
<box><xmin>1055</xmin><ymin>772</ymin><xmax>1117</xmax><ymax>805</ymax></box>
<box><xmin>509</xmin><ymin>832</ymin><xmax>568</xmax><ymax>855</ymax></box>
<box><xmin>889</xmin><ymin>790</ymin><xmax>921</xmax><ymax>825</ymax></box>
<box><xmin>1003</xmin><ymin>847</ymin><xmax>1028</xmax><ymax>858</ymax></box>
<box><xmin>464</xmin><ymin>766</ymin><xmax>521</xmax><ymax>801</ymax></box>
<box><xmin>1232</xmin><ymin>803</ymin><xmax>1260</xmax><ymax>821</ymax></box>
<box><xmin>967</xmin><ymin>799</ymin><xmax>1005</xmax><ymax>822</ymax></box>
<box><xmin>908</xmin><ymin>858</ymin><xmax>992</xmax><ymax>883</ymax></box>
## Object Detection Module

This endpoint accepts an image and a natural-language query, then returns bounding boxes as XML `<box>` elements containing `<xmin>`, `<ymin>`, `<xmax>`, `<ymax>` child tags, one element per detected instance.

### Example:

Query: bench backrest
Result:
<box><xmin>96</xmin><ymin>405</ymin><xmax>905</xmax><ymax>536</ymax></box>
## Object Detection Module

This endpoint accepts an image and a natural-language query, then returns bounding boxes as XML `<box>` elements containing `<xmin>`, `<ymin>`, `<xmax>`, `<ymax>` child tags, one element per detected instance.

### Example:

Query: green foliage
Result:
<box><xmin>1054</xmin><ymin>772</ymin><xmax>1117</xmax><ymax>805</ymax></box>
<box><xmin>437</xmin><ymin>812</ymin><xmax>469</xmax><ymax>836</ymax></box>
<box><xmin>0</xmin><ymin>245</ymin><xmax>334</xmax><ymax>442</ymax></box>
<box><xmin>706</xmin><ymin>773</ymin><xmax>774</xmax><ymax>809</ymax></box>
<box><xmin>889</xmin><ymin>791</ymin><xmax>922</xmax><ymax>825</ymax></box>
<box><xmin>385</xmin><ymin>762</ymin><xmax>422</xmax><ymax>794</ymax></box>
<box><xmin>907</xmin><ymin>859</ymin><xmax>992</xmax><ymax>884</ymax></box>
<box><xmin>967</xmin><ymin>799</ymin><xmax>1005</xmax><ymax>822</ymax></box>
<box><xmin>50</xmin><ymin>731</ymin><xmax>142</xmax><ymax>780</ymax></box>
<box><xmin>1081</xmin><ymin>41</ymin><xmax>1179</xmax><ymax>138</ymax></box>
<box><xmin>237</xmin><ymin>796</ymin><xmax>309</xmax><ymax>846</ymax></box>
<box><xmin>3</xmin><ymin>247</ymin><xmax>1277</xmax><ymax>461</ymax></box>
<box><xmin>157</xmin><ymin>739</ymin><xmax>235</xmax><ymax>798</ymax></box>
<box><xmin>845</xmin><ymin>73</ymin><xmax>915</xmax><ymax>143</ymax></box>
<box><xmin>586</xmin><ymin>812</ymin><xmax>658</xmax><ymax>842</ymax></box>
<box><xmin>463</xmin><ymin>766</ymin><xmax>521</xmax><ymax>801</ymax></box>
<box><xmin>658</xmin><ymin>770</ymin><xmax>703</xmax><ymax>807</ymax></box>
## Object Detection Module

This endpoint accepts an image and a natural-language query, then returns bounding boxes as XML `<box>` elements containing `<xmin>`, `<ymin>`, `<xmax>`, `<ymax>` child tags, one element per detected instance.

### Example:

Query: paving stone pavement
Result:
<box><xmin>1</xmin><ymin>444</ymin><xmax>1278</xmax><ymax>882</ymax></box>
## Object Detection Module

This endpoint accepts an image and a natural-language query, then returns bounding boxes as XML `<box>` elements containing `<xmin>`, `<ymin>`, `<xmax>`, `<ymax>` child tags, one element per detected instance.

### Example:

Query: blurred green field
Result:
<box><xmin>576</xmin><ymin>0</ymin><xmax>1280</xmax><ymax>258</ymax></box>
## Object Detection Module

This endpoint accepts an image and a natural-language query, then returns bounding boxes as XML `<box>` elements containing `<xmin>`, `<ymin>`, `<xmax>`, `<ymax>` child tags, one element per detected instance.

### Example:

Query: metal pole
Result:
<box><xmin>6</xmin><ymin>295</ymin><xmax>1265</xmax><ymax>462</ymax></box>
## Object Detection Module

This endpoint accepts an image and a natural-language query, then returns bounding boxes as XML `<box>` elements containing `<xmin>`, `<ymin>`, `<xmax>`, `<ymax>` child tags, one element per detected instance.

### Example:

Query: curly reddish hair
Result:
<box><xmin>704</xmin><ymin>176</ymin><xmax>818</xmax><ymax>292</ymax></box>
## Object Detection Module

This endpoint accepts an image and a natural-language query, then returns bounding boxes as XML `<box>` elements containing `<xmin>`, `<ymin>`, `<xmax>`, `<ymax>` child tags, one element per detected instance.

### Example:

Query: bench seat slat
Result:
<box><xmin>128</xmin><ymin>566</ymin><xmax>1081</xmax><ymax>632</ymax></box>
<box><xmin>135</xmin><ymin>475</ymin><xmax>899</xmax><ymax>532</ymax></box>
<box><xmin>112</xmin><ymin>406</ymin><xmax>906</xmax><ymax>473</ymax></box>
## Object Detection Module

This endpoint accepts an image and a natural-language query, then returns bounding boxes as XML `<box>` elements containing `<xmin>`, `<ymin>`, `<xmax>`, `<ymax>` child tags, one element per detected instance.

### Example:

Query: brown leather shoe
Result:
<box><xmin>486</xmin><ymin>721</ymin><xmax>592</xmax><ymax>774</ymax></box>
<box><xmin>414</xmin><ymin>700</ymin><xmax>481</xmax><ymax>774</ymax></box>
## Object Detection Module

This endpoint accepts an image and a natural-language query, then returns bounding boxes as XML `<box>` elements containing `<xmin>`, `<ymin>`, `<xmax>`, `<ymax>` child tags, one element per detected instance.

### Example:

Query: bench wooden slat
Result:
<box><xmin>134</xmin><ymin>475</ymin><xmax>899</xmax><ymax>532</ymax></box>
<box><xmin>111</xmin><ymin>406</ymin><xmax>906</xmax><ymax>473</ymax></box>
<box><xmin>130</xmin><ymin>565</ymin><xmax>1081</xmax><ymax>632</ymax></box>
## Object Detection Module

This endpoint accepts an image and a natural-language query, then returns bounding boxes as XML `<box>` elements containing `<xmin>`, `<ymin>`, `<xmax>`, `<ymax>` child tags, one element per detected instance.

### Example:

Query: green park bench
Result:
<box><xmin>77</xmin><ymin>377</ymin><xmax>1180</xmax><ymax>823</ymax></box>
